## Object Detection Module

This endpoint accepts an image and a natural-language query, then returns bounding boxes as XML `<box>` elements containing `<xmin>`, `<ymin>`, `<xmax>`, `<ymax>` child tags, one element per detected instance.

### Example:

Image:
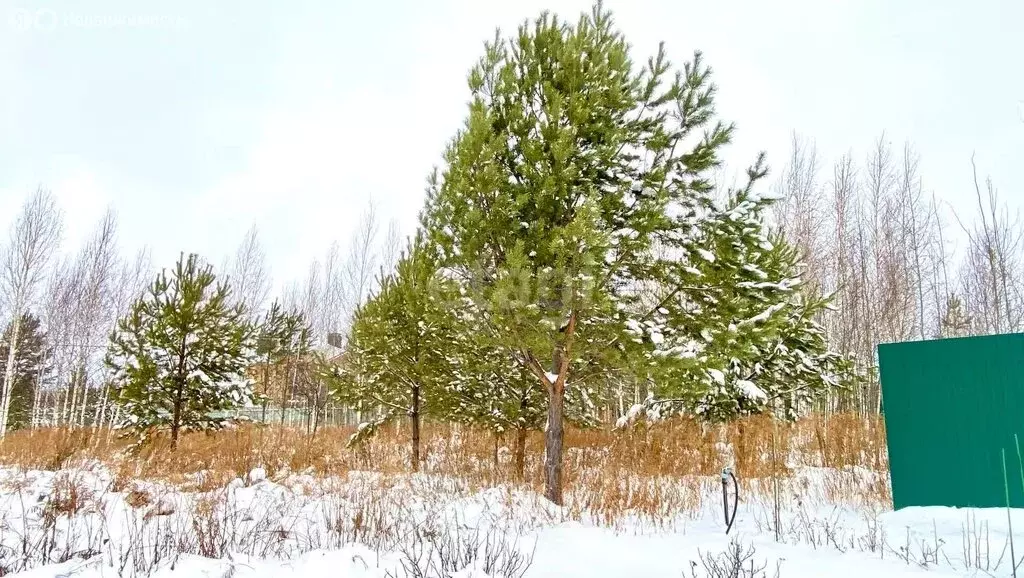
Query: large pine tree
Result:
<box><xmin>421</xmin><ymin>3</ymin><xmax>851</xmax><ymax>503</ymax></box>
<box><xmin>106</xmin><ymin>253</ymin><xmax>256</xmax><ymax>449</ymax></box>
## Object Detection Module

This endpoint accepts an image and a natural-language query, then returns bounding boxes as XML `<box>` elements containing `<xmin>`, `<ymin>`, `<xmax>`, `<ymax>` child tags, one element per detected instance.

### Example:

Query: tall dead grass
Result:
<box><xmin>0</xmin><ymin>413</ymin><xmax>890</xmax><ymax>511</ymax></box>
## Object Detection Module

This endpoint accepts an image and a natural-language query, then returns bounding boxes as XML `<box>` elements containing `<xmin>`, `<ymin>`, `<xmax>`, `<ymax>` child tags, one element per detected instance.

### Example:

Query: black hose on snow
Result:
<box><xmin>722</xmin><ymin>467</ymin><xmax>739</xmax><ymax>535</ymax></box>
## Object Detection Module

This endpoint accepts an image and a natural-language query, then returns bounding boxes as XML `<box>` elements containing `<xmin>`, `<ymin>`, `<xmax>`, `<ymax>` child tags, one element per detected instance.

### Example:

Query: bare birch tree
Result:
<box><xmin>76</xmin><ymin>210</ymin><xmax>120</xmax><ymax>426</ymax></box>
<box><xmin>893</xmin><ymin>143</ymin><xmax>940</xmax><ymax>340</ymax></box>
<box><xmin>957</xmin><ymin>156</ymin><xmax>1024</xmax><ymax>333</ymax></box>
<box><xmin>925</xmin><ymin>194</ymin><xmax>954</xmax><ymax>338</ymax></box>
<box><xmin>774</xmin><ymin>133</ymin><xmax>825</xmax><ymax>293</ymax></box>
<box><xmin>227</xmin><ymin>224</ymin><xmax>271</xmax><ymax>316</ymax></box>
<box><xmin>38</xmin><ymin>258</ymin><xmax>75</xmax><ymax>426</ymax></box>
<box><xmin>342</xmin><ymin>203</ymin><xmax>381</xmax><ymax>321</ymax></box>
<box><xmin>0</xmin><ymin>188</ymin><xmax>62</xmax><ymax>437</ymax></box>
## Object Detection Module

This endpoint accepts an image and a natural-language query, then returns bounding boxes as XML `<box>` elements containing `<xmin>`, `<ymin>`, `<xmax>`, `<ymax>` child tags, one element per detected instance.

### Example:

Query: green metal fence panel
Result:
<box><xmin>878</xmin><ymin>332</ymin><xmax>1024</xmax><ymax>510</ymax></box>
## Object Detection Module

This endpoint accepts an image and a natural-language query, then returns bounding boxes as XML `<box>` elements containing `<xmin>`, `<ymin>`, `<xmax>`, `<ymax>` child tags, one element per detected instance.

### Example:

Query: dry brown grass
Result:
<box><xmin>0</xmin><ymin>413</ymin><xmax>890</xmax><ymax>515</ymax></box>
<box><xmin>45</xmin><ymin>471</ymin><xmax>93</xmax><ymax>518</ymax></box>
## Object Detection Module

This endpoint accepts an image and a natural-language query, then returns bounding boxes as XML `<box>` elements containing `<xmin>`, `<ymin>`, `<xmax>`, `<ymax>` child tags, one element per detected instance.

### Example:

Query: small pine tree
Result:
<box><xmin>940</xmin><ymin>294</ymin><xmax>973</xmax><ymax>338</ymax></box>
<box><xmin>0</xmin><ymin>314</ymin><xmax>51</xmax><ymax>431</ymax></box>
<box><xmin>255</xmin><ymin>301</ymin><xmax>313</xmax><ymax>422</ymax></box>
<box><xmin>436</xmin><ymin>291</ymin><xmax>544</xmax><ymax>476</ymax></box>
<box><xmin>106</xmin><ymin>253</ymin><xmax>256</xmax><ymax>449</ymax></box>
<box><xmin>332</xmin><ymin>238</ymin><xmax>455</xmax><ymax>472</ymax></box>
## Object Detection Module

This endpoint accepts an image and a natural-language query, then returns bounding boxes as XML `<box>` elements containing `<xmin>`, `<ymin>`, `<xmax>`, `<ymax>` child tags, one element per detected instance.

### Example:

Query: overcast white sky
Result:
<box><xmin>1</xmin><ymin>0</ymin><xmax>1021</xmax><ymax>290</ymax></box>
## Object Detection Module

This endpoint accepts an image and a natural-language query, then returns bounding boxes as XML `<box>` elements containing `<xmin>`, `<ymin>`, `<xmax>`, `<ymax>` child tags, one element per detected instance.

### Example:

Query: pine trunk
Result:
<box><xmin>410</xmin><ymin>384</ymin><xmax>421</xmax><ymax>473</ymax></box>
<box><xmin>171</xmin><ymin>376</ymin><xmax>185</xmax><ymax>451</ymax></box>
<box><xmin>541</xmin><ymin>313</ymin><xmax>575</xmax><ymax>506</ymax></box>
<box><xmin>543</xmin><ymin>379</ymin><xmax>565</xmax><ymax>504</ymax></box>
<box><xmin>492</xmin><ymin>432</ymin><xmax>500</xmax><ymax>469</ymax></box>
<box><xmin>279</xmin><ymin>360</ymin><xmax>289</xmax><ymax>425</ymax></box>
<box><xmin>514</xmin><ymin>426</ymin><xmax>528</xmax><ymax>479</ymax></box>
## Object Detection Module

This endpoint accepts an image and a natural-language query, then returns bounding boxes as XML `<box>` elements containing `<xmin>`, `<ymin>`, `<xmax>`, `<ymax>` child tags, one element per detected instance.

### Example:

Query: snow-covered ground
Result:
<box><xmin>1</xmin><ymin>463</ymin><xmax>1019</xmax><ymax>577</ymax></box>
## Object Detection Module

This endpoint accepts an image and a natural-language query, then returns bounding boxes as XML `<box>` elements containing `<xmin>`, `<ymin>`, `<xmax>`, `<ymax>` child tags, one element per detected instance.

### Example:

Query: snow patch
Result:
<box><xmin>736</xmin><ymin>379</ymin><xmax>768</xmax><ymax>402</ymax></box>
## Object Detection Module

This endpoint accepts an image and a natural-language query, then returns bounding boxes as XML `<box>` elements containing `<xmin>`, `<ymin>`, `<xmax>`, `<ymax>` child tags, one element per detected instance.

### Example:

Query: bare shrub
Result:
<box><xmin>689</xmin><ymin>540</ymin><xmax>777</xmax><ymax>578</ymax></box>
